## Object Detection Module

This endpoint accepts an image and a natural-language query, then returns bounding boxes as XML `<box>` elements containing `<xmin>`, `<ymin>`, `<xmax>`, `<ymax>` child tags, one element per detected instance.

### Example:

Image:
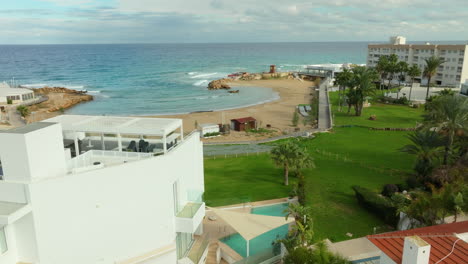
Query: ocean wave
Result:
<box><xmin>87</xmin><ymin>90</ymin><xmax>101</xmax><ymax>94</ymax></box>
<box><xmin>190</xmin><ymin>72</ymin><xmax>218</xmax><ymax>79</ymax></box>
<box><xmin>188</xmin><ymin>72</ymin><xmax>197</xmax><ymax>75</ymax></box>
<box><xmin>21</xmin><ymin>83</ymin><xmax>47</xmax><ymax>88</ymax></box>
<box><xmin>193</xmin><ymin>80</ymin><xmax>208</xmax><ymax>86</ymax></box>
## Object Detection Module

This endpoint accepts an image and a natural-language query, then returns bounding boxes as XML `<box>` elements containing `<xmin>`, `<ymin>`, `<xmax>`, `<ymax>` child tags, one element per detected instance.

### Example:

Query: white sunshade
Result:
<box><xmin>209</xmin><ymin>207</ymin><xmax>294</xmax><ymax>241</ymax></box>
<box><xmin>43</xmin><ymin>115</ymin><xmax>183</xmax><ymax>136</ymax></box>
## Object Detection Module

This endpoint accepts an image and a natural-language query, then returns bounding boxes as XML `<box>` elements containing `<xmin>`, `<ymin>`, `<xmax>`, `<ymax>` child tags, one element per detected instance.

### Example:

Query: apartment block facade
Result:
<box><xmin>0</xmin><ymin>115</ymin><xmax>206</xmax><ymax>264</ymax></box>
<box><xmin>367</xmin><ymin>36</ymin><xmax>468</xmax><ymax>87</ymax></box>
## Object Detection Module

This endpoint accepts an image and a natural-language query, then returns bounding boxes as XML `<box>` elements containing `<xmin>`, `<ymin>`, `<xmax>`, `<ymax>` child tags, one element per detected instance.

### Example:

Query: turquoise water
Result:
<box><xmin>220</xmin><ymin>203</ymin><xmax>290</xmax><ymax>257</ymax></box>
<box><xmin>0</xmin><ymin>43</ymin><xmax>368</xmax><ymax>115</ymax></box>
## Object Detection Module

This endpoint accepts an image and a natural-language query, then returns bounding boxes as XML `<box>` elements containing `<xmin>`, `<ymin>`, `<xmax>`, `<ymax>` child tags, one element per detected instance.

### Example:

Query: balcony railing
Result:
<box><xmin>188</xmin><ymin>234</ymin><xmax>210</xmax><ymax>264</ymax></box>
<box><xmin>177</xmin><ymin>202</ymin><xmax>203</xmax><ymax>218</ymax></box>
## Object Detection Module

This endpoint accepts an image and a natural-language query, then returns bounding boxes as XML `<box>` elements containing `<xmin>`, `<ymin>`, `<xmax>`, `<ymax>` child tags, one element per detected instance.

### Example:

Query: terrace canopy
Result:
<box><xmin>44</xmin><ymin>115</ymin><xmax>183</xmax><ymax>154</ymax></box>
<box><xmin>208</xmin><ymin>207</ymin><xmax>294</xmax><ymax>257</ymax></box>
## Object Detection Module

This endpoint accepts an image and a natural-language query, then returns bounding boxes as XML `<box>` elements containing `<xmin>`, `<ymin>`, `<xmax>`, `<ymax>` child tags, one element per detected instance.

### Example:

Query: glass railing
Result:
<box><xmin>177</xmin><ymin>202</ymin><xmax>203</xmax><ymax>218</ymax></box>
<box><xmin>188</xmin><ymin>234</ymin><xmax>210</xmax><ymax>264</ymax></box>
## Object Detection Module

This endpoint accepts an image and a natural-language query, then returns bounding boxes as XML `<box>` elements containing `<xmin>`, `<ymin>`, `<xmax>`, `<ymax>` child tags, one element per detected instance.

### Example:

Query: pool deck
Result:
<box><xmin>203</xmin><ymin>197</ymin><xmax>294</xmax><ymax>263</ymax></box>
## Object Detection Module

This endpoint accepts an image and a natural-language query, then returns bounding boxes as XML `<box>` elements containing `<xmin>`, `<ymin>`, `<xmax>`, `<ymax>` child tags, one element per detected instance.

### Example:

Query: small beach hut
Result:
<box><xmin>199</xmin><ymin>123</ymin><xmax>220</xmax><ymax>137</ymax></box>
<box><xmin>230</xmin><ymin>117</ymin><xmax>257</xmax><ymax>132</ymax></box>
<box><xmin>208</xmin><ymin>207</ymin><xmax>294</xmax><ymax>257</ymax></box>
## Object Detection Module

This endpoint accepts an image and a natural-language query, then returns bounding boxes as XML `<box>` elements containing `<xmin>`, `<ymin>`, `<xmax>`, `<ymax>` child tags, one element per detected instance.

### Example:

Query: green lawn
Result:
<box><xmin>329</xmin><ymin>91</ymin><xmax>424</xmax><ymax>128</ymax></box>
<box><xmin>204</xmin><ymin>93</ymin><xmax>423</xmax><ymax>242</ymax></box>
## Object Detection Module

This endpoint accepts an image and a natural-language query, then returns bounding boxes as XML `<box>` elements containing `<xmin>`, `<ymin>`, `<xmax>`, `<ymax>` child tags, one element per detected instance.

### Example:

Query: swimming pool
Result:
<box><xmin>220</xmin><ymin>203</ymin><xmax>290</xmax><ymax>257</ymax></box>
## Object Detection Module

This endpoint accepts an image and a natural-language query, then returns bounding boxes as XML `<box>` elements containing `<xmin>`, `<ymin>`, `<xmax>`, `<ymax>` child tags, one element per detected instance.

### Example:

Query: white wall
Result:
<box><xmin>26</xmin><ymin>133</ymin><xmax>203</xmax><ymax>264</ymax></box>
<box><xmin>14</xmin><ymin>213</ymin><xmax>39</xmax><ymax>263</ymax></box>
<box><xmin>0</xmin><ymin>224</ymin><xmax>19</xmax><ymax>264</ymax></box>
<box><xmin>0</xmin><ymin>182</ymin><xmax>28</xmax><ymax>203</ymax></box>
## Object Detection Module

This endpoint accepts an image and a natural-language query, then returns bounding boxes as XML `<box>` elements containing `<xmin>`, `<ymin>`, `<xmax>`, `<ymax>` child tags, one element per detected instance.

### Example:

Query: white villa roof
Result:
<box><xmin>44</xmin><ymin>115</ymin><xmax>183</xmax><ymax>136</ymax></box>
<box><xmin>208</xmin><ymin>207</ymin><xmax>294</xmax><ymax>241</ymax></box>
<box><xmin>0</xmin><ymin>84</ymin><xmax>34</xmax><ymax>96</ymax></box>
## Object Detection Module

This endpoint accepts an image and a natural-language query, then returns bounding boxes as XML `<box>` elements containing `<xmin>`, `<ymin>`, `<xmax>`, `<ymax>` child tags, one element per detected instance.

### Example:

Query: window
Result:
<box><xmin>0</xmin><ymin>227</ymin><xmax>7</xmax><ymax>254</ymax></box>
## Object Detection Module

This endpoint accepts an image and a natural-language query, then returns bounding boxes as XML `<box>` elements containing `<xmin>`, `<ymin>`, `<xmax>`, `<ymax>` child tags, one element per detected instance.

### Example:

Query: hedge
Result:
<box><xmin>352</xmin><ymin>185</ymin><xmax>399</xmax><ymax>226</ymax></box>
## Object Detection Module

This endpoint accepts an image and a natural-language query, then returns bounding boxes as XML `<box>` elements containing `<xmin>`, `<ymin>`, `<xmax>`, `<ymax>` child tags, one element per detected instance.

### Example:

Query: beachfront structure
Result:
<box><xmin>367</xmin><ymin>36</ymin><xmax>468</xmax><ymax>87</ymax></box>
<box><xmin>198</xmin><ymin>123</ymin><xmax>220</xmax><ymax>137</ymax></box>
<box><xmin>0</xmin><ymin>82</ymin><xmax>35</xmax><ymax>104</ymax></box>
<box><xmin>301</xmin><ymin>63</ymin><xmax>364</xmax><ymax>86</ymax></box>
<box><xmin>230</xmin><ymin>117</ymin><xmax>257</xmax><ymax>132</ymax></box>
<box><xmin>461</xmin><ymin>80</ymin><xmax>468</xmax><ymax>96</ymax></box>
<box><xmin>367</xmin><ymin>222</ymin><xmax>468</xmax><ymax>264</ymax></box>
<box><xmin>0</xmin><ymin>115</ymin><xmax>206</xmax><ymax>264</ymax></box>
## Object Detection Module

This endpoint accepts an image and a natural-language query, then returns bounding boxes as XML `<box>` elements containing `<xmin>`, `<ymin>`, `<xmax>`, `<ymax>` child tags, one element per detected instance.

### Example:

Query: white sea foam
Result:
<box><xmin>193</xmin><ymin>80</ymin><xmax>208</xmax><ymax>86</ymax></box>
<box><xmin>87</xmin><ymin>90</ymin><xmax>101</xmax><ymax>94</ymax></box>
<box><xmin>188</xmin><ymin>72</ymin><xmax>197</xmax><ymax>75</ymax></box>
<box><xmin>21</xmin><ymin>84</ymin><xmax>47</xmax><ymax>88</ymax></box>
<box><xmin>190</xmin><ymin>72</ymin><xmax>218</xmax><ymax>79</ymax></box>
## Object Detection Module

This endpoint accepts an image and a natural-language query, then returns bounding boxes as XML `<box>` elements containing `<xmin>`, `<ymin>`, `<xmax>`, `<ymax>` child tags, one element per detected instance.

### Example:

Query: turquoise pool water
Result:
<box><xmin>220</xmin><ymin>203</ymin><xmax>290</xmax><ymax>257</ymax></box>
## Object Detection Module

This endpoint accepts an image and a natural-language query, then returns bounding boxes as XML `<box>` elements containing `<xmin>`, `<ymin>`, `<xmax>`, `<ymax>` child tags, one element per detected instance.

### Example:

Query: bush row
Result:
<box><xmin>352</xmin><ymin>185</ymin><xmax>399</xmax><ymax>226</ymax></box>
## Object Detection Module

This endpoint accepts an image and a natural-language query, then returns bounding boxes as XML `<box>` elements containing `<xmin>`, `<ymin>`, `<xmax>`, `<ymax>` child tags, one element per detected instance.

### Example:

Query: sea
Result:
<box><xmin>0</xmin><ymin>42</ymin><xmax>369</xmax><ymax>115</ymax></box>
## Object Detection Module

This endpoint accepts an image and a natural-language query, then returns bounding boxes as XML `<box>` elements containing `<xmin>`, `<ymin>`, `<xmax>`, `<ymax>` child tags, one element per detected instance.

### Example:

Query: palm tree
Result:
<box><xmin>271</xmin><ymin>141</ymin><xmax>301</xmax><ymax>186</ymax></box>
<box><xmin>347</xmin><ymin>66</ymin><xmax>378</xmax><ymax>116</ymax></box>
<box><xmin>400</xmin><ymin>130</ymin><xmax>444</xmax><ymax>179</ymax></box>
<box><xmin>423</xmin><ymin>56</ymin><xmax>445</xmax><ymax>101</ymax></box>
<box><xmin>396</xmin><ymin>61</ymin><xmax>408</xmax><ymax>99</ymax></box>
<box><xmin>284</xmin><ymin>203</ymin><xmax>311</xmax><ymax>224</ymax></box>
<box><xmin>407</xmin><ymin>64</ymin><xmax>421</xmax><ymax>102</ymax></box>
<box><xmin>385</xmin><ymin>54</ymin><xmax>399</xmax><ymax>89</ymax></box>
<box><xmin>376</xmin><ymin>55</ymin><xmax>389</xmax><ymax>92</ymax></box>
<box><xmin>424</xmin><ymin>95</ymin><xmax>468</xmax><ymax>165</ymax></box>
<box><xmin>335</xmin><ymin>68</ymin><xmax>353</xmax><ymax>112</ymax></box>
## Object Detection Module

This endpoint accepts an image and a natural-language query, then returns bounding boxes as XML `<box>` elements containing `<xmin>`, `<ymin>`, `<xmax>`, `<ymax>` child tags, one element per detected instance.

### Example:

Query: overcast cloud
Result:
<box><xmin>0</xmin><ymin>0</ymin><xmax>467</xmax><ymax>44</ymax></box>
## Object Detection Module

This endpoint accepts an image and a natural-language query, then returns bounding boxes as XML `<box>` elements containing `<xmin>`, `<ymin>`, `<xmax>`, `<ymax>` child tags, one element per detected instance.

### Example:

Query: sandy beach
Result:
<box><xmin>152</xmin><ymin>79</ymin><xmax>317</xmax><ymax>143</ymax></box>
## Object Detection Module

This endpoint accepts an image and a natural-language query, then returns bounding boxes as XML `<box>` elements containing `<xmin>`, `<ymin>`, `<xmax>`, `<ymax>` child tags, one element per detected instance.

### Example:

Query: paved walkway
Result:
<box><xmin>318</xmin><ymin>79</ymin><xmax>332</xmax><ymax>130</ymax></box>
<box><xmin>6</xmin><ymin>106</ymin><xmax>26</xmax><ymax>127</ymax></box>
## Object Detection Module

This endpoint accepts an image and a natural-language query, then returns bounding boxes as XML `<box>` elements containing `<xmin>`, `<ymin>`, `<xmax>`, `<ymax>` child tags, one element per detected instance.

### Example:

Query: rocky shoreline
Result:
<box><xmin>32</xmin><ymin>87</ymin><xmax>93</xmax><ymax>112</ymax></box>
<box><xmin>207</xmin><ymin>72</ymin><xmax>297</xmax><ymax>90</ymax></box>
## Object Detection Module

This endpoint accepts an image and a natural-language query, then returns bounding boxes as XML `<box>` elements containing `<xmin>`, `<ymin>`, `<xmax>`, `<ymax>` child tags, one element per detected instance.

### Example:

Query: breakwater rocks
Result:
<box><xmin>32</xmin><ymin>87</ymin><xmax>89</xmax><ymax>95</ymax></box>
<box><xmin>207</xmin><ymin>79</ymin><xmax>232</xmax><ymax>90</ymax></box>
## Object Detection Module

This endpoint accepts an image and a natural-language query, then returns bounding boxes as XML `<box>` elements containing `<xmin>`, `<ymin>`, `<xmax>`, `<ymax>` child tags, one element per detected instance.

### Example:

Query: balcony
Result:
<box><xmin>175</xmin><ymin>202</ymin><xmax>206</xmax><ymax>233</ymax></box>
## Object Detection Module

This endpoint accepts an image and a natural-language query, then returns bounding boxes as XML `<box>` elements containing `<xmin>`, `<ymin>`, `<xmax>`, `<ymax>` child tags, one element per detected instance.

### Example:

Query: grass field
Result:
<box><xmin>329</xmin><ymin>91</ymin><xmax>424</xmax><ymax>128</ymax></box>
<box><xmin>204</xmin><ymin>90</ymin><xmax>423</xmax><ymax>242</ymax></box>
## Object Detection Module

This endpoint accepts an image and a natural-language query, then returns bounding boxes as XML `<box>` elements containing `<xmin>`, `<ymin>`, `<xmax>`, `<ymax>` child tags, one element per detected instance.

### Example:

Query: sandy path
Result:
<box><xmin>151</xmin><ymin>79</ymin><xmax>317</xmax><ymax>143</ymax></box>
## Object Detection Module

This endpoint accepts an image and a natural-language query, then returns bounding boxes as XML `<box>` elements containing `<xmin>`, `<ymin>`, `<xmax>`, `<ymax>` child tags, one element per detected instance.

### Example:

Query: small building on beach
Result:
<box><xmin>230</xmin><ymin>117</ymin><xmax>257</xmax><ymax>132</ymax></box>
<box><xmin>199</xmin><ymin>123</ymin><xmax>220</xmax><ymax>137</ymax></box>
<box><xmin>0</xmin><ymin>82</ymin><xmax>35</xmax><ymax>104</ymax></box>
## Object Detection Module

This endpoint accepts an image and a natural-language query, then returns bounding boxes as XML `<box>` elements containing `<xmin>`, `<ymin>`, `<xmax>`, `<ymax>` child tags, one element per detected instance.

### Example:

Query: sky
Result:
<box><xmin>0</xmin><ymin>0</ymin><xmax>467</xmax><ymax>44</ymax></box>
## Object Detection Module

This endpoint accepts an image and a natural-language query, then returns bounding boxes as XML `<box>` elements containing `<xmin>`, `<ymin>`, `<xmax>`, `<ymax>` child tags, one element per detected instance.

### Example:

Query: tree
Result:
<box><xmin>423</xmin><ymin>56</ymin><xmax>445</xmax><ymax>101</ymax></box>
<box><xmin>385</xmin><ymin>54</ymin><xmax>399</xmax><ymax>89</ymax></box>
<box><xmin>400</xmin><ymin>131</ymin><xmax>444</xmax><ymax>181</ymax></box>
<box><xmin>292</xmin><ymin>111</ymin><xmax>299</xmax><ymax>127</ymax></box>
<box><xmin>407</xmin><ymin>64</ymin><xmax>421</xmax><ymax>102</ymax></box>
<box><xmin>396</xmin><ymin>61</ymin><xmax>409</xmax><ymax>87</ymax></box>
<box><xmin>284</xmin><ymin>203</ymin><xmax>312</xmax><ymax>225</ymax></box>
<box><xmin>376</xmin><ymin>55</ymin><xmax>389</xmax><ymax>92</ymax></box>
<box><xmin>335</xmin><ymin>68</ymin><xmax>353</xmax><ymax>112</ymax></box>
<box><xmin>424</xmin><ymin>95</ymin><xmax>468</xmax><ymax>165</ymax></box>
<box><xmin>271</xmin><ymin>141</ymin><xmax>301</xmax><ymax>186</ymax></box>
<box><xmin>291</xmin><ymin>150</ymin><xmax>315</xmax><ymax>205</ymax></box>
<box><xmin>16</xmin><ymin>105</ymin><xmax>30</xmax><ymax>118</ymax></box>
<box><xmin>346</xmin><ymin>66</ymin><xmax>378</xmax><ymax>116</ymax></box>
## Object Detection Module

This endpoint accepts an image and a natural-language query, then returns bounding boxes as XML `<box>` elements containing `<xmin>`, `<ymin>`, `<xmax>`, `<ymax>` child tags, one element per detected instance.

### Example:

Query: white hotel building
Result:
<box><xmin>367</xmin><ymin>36</ymin><xmax>468</xmax><ymax>87</ymax></box>
<box><xmin>0</xmin><ymin>115</ymin><xmax>206</xmax><ymax>264</ymax></box>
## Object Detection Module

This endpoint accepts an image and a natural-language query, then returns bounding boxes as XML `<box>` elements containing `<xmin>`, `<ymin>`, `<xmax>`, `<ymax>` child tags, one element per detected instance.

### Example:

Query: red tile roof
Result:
<box><xmin>230</xmin><ymin>117</ymin><xmax>256</xmax><ymax>123</ymax></box>
<box><xmin>368</xmin><ymin>222</ymin><xmax>468</xmax><ymax>264</ymax></box>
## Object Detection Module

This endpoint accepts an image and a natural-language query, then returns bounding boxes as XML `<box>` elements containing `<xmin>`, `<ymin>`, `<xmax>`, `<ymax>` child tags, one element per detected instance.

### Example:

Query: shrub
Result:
<box><xmin>16</xmin><ymin>105</ymin><xmax>30</xmax><ymax>118</ymax></box>
<box><xmin>382</xmin><ymin>184</ymin><xmax>399</xmax><ymax>197</ymax></box>
<box><xmin>352</xmin><ymin>185</ymin><xmax>399</xmax><ymax>226</ymax></box>
<box><xmin>7</xmin><ymin>98</ymin><xmax>12</xmax><ymax>104</ymax></box>
<box><xmin>292</xmin><ymin>111</ymin><xmax>299</xmax><ymax>127</ymax></box>
<box><xmin>203</xmin><ymin>132</ymin><xmax>220</xmax><ymax>137</ymax></box>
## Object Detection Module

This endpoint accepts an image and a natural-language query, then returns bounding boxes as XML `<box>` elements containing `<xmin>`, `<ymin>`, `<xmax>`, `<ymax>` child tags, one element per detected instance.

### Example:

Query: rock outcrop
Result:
<box><xmin>32</xmin><ymin>87</ymin><xmax>93</xmax><ymax>112</ymax></box>
<box><xmin>207</xmin><ymin>79</ymin><xmax>231</xmax><ymax>90</ymax></box>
